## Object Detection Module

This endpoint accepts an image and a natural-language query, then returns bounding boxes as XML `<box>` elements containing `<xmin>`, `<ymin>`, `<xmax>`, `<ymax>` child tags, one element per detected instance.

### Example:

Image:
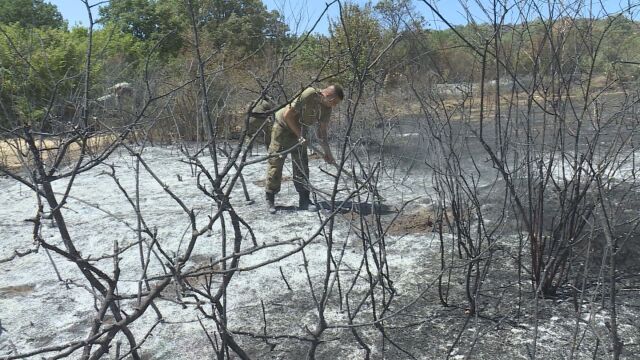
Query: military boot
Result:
<box><xmin>265</xmin><ymin>192</ymin><xmax>276</xmax><ymax>214</ymax></box>
<box><xmin>298</xmin><ymin>191</ymin><xmax>318</xmax><ymax>212</ymax></box>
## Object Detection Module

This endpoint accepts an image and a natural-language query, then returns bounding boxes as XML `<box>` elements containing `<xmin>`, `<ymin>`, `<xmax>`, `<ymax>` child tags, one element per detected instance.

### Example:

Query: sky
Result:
<box><xmin>47</xmin><ymin>0</ymin><xmax>636</xmax><ymax>33</ymax></box>
<box><xmin>44</xmin><ymin>0</ymin><xmax>492</xmax><ymax>31</ymax></box>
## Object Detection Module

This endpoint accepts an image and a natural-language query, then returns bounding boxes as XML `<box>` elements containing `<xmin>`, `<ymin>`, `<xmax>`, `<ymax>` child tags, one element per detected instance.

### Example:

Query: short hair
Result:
<box><xmin>327</xmin><ymin>85</ymin><xmax>344</xmax><ymax>100</ymax></box>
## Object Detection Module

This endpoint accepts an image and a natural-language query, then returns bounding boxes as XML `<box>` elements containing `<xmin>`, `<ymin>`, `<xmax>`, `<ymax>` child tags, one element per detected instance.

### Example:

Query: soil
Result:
<box><xmin>0</xmin><ymin>284</ymin><xmax>35</xmax><ymax>298</ymax></box>
<box><xmin>386</xmin><ymin>206</ymin><xmax>435</xmax><ymax>236</ymax></box>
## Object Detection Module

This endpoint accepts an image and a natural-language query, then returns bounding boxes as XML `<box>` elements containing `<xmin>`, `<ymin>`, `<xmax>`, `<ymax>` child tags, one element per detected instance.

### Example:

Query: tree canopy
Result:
<box><xmin>1</xmin><ymin>0</ymin><xmax>639</xmax><ymax>129</ymax></box>
<box><xmin>0</xmin><ymin>0</ymin><xmax>66</xmax><ymax>29</ymax></box>
<box><xmin>98</xmin><ymin>0</ymin><xmax>286</xmax><ymax>56</ymax></box>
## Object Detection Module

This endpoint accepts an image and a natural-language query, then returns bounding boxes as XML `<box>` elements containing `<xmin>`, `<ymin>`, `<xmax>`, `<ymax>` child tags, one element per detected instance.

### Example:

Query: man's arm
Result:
<box><xmin>317</xmin><ymin>121</ymin><xmax>335</xmax><ymax>164</ymax></box>
<box><xmin>283</xmin><ymin>106</ymin><xmax>303</xmax><ymax>139</ymax></box>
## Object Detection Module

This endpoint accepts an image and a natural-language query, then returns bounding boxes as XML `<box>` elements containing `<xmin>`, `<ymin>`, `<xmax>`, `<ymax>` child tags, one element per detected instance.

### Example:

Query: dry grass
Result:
<box><xmin>0</xmin><ymin>135</ymin><xmax>119</xmax><ymax>172</ymax></box>
<box><xmin>378</xmin><ymin>76</ymin><xmax>624</xmax><ymax>123</ymax></box>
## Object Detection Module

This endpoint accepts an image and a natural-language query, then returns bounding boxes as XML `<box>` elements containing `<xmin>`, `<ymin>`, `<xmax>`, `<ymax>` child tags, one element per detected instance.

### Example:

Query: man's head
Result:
<box><xmin>320</xmin><ymin>84</ymin><xmax>344</xmax><ymax>108</ymax></box>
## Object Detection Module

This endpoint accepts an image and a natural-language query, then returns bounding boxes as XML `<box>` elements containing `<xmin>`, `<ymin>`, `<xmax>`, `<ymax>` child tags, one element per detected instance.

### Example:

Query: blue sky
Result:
<box><xmin>45</xmin><ymin>0</ymin><xmax>488</xmax><ymax>31</ymax></box>
<box><xmin>47</xmin><ymin>0</ymin><xmax>636</xmax><ymax>33</ymax></box>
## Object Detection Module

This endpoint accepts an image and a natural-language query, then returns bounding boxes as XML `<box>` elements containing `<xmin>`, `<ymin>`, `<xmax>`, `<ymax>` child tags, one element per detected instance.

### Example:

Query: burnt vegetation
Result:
<box><xmin>1</xmin><ymin>0</ymin><xmax>640</xmax><ymax>359</ymax></box>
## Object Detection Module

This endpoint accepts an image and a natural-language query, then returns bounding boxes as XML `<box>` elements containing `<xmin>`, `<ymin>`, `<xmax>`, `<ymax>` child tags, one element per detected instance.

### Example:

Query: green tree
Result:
<box><xmin>292</xmin><ymin>34</ymin><xmax>328</xmax><ymax>71</ymax></box>
<box><xmin>329</xmin><ymin>2</ymin><xmax>383</xmax><ymax>83</ymax></box>
<box><xmin>373</xmin><ymin>0</ymin><xmax>432</xmax><ymax>84</ymax></box>
<box><xmin>0</xmin><ymin>0</ymin><xmax>66</xmax><ymax>29</ymax></box>
<box><xmin>99</xmin><ymin>0</ymin><xmax>184</xmax><ymax>56</ymax></box>
<box><xmin>0</xmin><ymin>24</ymin><xmax>85</xmax><ymax>129</ymax></box>
<box><xmin>374</xmin><ymin>0</ymin><xmax>423</xmax><ymax>35</ymax></box>
<box><xmin>190</xmin><ymin>0</ymin><xmax>285</xmax><ymax>53</ymax></box>
<box><xmin>100</xmin><ymin>0</ymin><xmax>286</xmax><ymax>57</ymax></box>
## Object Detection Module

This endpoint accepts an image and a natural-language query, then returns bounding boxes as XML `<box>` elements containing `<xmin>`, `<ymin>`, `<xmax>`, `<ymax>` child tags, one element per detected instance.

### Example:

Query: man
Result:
<box><xmin>265</xmin><ymin>85</ymin><xmax>344</xmax><ymax>213</ymax></box>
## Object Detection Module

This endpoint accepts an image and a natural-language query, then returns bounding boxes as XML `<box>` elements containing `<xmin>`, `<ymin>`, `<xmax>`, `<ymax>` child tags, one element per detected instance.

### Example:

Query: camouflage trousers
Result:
<box><xmin>265</xmin><ymin>121</ymin><xmax>309</xmax><ymax>194</ymax></box>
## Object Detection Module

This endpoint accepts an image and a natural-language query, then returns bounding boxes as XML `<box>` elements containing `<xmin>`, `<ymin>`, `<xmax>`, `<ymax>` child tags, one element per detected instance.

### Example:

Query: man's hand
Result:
<box><xmin>320</xmin><ymin>142</ymin><xmax>335</xmax><ymax>164</ymax></box>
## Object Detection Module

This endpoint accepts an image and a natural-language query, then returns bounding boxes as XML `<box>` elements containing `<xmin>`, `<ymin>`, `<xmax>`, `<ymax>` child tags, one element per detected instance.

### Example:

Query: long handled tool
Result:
<box><xmin>306</xmin><ymin>142</ymin><xmax>371</xmax><ymax>190</ymax></box>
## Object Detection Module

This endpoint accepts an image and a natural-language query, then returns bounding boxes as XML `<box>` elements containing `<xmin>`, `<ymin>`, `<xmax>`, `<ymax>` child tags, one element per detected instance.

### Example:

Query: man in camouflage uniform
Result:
<box><xmin>265</xmin><ymin>85</ymin><xmax>344</xmax><ymax>213</ymax></box>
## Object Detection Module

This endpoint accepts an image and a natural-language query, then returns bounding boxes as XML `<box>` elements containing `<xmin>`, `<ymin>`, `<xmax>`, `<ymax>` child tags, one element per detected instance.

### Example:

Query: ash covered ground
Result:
<box><xmin>1</xmin><ymin>142</ymin><xmax>639</xmax><ymax>359</ymax></box>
